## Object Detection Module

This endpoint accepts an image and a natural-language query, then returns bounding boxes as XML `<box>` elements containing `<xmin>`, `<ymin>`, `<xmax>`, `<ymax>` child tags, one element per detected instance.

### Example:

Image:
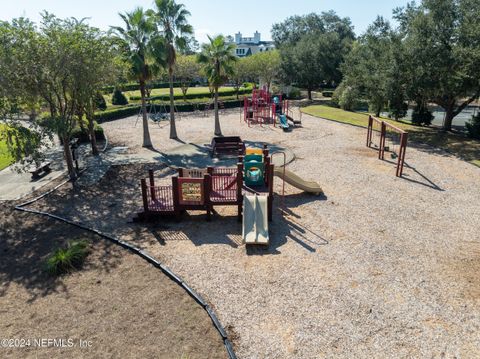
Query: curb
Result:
<box><xmin>14</xmin><ymin>176</ymin><xmax>237</xmax><ymax>359</ymax></box>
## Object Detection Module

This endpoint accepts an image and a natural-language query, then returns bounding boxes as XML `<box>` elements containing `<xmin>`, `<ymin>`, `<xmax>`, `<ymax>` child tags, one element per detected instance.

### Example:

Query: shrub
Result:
<box><xmin>71</xmin><ymin>119</ymin><xmax>104</xmax><ymax>142</ymax></box>
<box><xmin>45</xmin><ymin>240</ymin><xmax>89</xmax><ymax>276</ymax></box>
<box><xmin>411</xmin><ymin>103</ymin><xmax>433</xmax><ymax>126</ymax></box>
<box><xmin>94</xmin><ymin>99</ymin><xmax>244</xmax><ymax>122</ymax></box>
<box><xmin>102</xmin><ymin>81</ymin><xmax>196</xmax><ymax>94</ymax></box>
<box><xmin>94</xmin><ymin>91</ymin><xmax>107</xmax><ymax>111</ymax></box>
<box><xmin>333</xmin><ymin>83</ymin><xmax>360</xmax><ymax>111</ymax></box>
<box><xmin>286</xmin><ymin>87</ymin><xmax>301</xmax><ymax>99</ymax></box>
<box><xmin>112</xmin><ymin>88</ymin><xmax>128</xmax><ymax>105</ymax></box>
<box><xmin>128</xmin><ymin>87</ymin><xmax>251</xmax><ymax>102</ymax></box>
<box><xmin>466</xmin><ymin>112</ymin><xmax>480</xmax><ymax>139</ymax></box>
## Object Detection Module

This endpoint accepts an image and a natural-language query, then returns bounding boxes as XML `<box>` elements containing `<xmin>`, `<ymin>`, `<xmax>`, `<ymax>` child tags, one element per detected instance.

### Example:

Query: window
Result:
<box><xmin>236</xmin><ymin>48</ymin><xmax>245</xmax><ymax>55</ymax></box>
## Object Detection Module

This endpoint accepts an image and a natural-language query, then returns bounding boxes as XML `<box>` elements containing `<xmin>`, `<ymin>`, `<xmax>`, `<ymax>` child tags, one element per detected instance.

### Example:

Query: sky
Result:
<box><xmin>1</xmin><ymin>0</ymin><xmax>409</xmax><ymax>43</ymax></box>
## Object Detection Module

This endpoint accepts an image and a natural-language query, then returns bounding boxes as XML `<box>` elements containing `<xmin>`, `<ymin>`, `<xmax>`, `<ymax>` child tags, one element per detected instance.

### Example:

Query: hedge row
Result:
<box><xmin>102</xmin><ymin>81</ymin><xmax>199</xmax><ymax>94</ymax></box>
<box><xmin>128</xmin><ymin>87</ymin><xmax>252</xmax><ymax>102</ymax></box>
<box><xmin>94</xmin><ymin>99</ymin><xmax>243</xmax><ymax>123</ymax></box>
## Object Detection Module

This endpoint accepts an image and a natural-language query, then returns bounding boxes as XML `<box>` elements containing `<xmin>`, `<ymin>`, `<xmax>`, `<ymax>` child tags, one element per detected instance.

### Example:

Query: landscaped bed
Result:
<box><xmin>0</xmin><ymin>201</ymin><xmax>226</xmax><ymax>359</ymax></box>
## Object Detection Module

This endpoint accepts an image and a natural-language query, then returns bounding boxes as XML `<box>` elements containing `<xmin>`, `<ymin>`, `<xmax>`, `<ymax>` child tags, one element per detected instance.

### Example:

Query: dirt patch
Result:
<box><xmin>0</xmin><ymin>204</ymin><xmax>226</xmax><ymax>359</ymax></box>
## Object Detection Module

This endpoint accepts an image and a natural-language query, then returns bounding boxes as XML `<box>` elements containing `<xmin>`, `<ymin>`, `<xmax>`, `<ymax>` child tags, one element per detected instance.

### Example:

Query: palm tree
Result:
<box><xmin>153</xmin><ymin>0</ymin><xmax>193</xmax><ymax>139</ymax></box>
<box><xmin>197</xmin><ymin>35</ymin><xmax>237</xmax><ymax>136</ymax></box>
<box><xmin>112</xmin><ymin>8</ymin><xmax>163</xmax><ymax>148</ymax></box>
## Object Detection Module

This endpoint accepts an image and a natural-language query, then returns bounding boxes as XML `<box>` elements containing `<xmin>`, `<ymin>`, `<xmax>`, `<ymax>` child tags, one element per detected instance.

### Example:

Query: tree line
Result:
<box><xmin>1</xmin><ymin>0</ymin><xmax>479</xmax><ymax>179</ymax></box>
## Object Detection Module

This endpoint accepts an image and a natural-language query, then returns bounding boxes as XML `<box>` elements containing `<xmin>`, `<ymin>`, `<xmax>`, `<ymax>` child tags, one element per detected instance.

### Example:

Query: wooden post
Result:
<box><xmin>396</xmin><ymin>132</ymin><xmax>408</xmax><ymax>177</ymax></box>
<box><xmin>172</xmin><ymin>176</ymin><xmax>181</xmax><ymax>220</ymax></box>
<box><xmin>148</xmin><ymin>170</ymin><xmax>156</xmax><ymax>201</ymax></box>
<box><xmin>237</xmin><ymin>162</ymin><xmax>243</xmax><ymax>222</ymax></box>
<box><xmin>204</xmin><ymin>174</ymin><xmax>212</xmax><ymax>221</ymax></box>
<box><xmin>141</xmin><ymin>179</ymin><xmax>149</xmax><ymax>212</ymax></box>
<box><xmin>379</xmin><ymin>121</ymin><xmax>386</xmax><ymax>160</ymax></box>
<box><xmin>367</xmin><ymin>115</ymin><xmax>373</xmax><ymax>147</ymax></box>
<box><xmin>268</xmin><ymin>163</ymin><xmax>274</xmax><ymax>222</ymax></box>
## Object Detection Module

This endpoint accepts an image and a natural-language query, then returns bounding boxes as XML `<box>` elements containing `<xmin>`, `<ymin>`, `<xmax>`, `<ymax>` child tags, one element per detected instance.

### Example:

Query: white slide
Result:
<box><xmin>273</xmin><ymin>167</ymin><xmax>323</xmax><ymax>195</ymax></box>
<box><xmin>242</xmin><ymin>195</ymin><xmax>269</xmax><ymax>245</ymax></box>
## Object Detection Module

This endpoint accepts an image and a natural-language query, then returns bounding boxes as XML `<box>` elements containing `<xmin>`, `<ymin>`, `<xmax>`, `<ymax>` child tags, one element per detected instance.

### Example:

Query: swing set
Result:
<box><xmin>366</xmin><ymin>115</ymin><xmax>408</xmax><ymax>177</ymax></box>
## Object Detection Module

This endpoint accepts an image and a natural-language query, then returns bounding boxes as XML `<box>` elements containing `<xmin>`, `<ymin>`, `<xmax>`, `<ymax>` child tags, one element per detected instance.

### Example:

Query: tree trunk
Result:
<box><xmin>63</xmin><ymin>136</ymin><xmax>77</xmax><ymax>181</ymax></box>
<box><xmin>87</xmin><ymin>117</ymin><xmax>98</xmax><ymax>156</ymax></box>
<box><xmin>169</xmin><ymin>68</ymin><xmax>177</xmax><ymax>139</ymax></box>
<box><xmin>214</xmin><ymin>87</ymin><xmax>222</xmax><ymax>136</ymax></box>
<box><xmin>307</xmin><ymin>89</ymin><xmax>312</xmax><ymax>100</ymax></box>
<box><xmin>139</xmin><ymin>81</ymin><xmax>152</xmax><ymax>148</ymax></box>
<box><xmin>443</xmin><ymin>104</ymin><xmax>455</xmax><ymax>131</ymax></box>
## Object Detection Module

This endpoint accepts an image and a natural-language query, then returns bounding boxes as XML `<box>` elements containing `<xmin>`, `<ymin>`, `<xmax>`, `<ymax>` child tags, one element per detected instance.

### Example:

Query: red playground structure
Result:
<box><xmin>242</xmin><ymin>86</ymin><xmax>301</xmax><ymax>129</ymax></box>
<box><xmin>134</xmin><ymin>145</ymin><xmax>275</xmax><ymax>222</ymax></box>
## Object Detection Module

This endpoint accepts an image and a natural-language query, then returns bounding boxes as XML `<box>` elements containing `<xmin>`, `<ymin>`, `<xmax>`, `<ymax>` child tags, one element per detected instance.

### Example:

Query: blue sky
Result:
<box><xmin>2</xmin><ymin>0</ymin><xmax>409</xmax><ymax>42</ymax></box>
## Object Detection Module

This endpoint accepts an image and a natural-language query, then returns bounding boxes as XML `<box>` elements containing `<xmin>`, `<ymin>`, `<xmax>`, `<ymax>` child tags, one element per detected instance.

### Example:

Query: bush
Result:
<box><xmin>71</xmin><ymin>119</ymin><xmax>104</xmax><ymax>142</ymax></box>
<box><xmin>102</xmin><ymin>81</ymin><xmax>196</xmax><ymax>94</ymax></box>
<box><xmin>322</xmin><ymin>91</ymin><xmax>334</xmax><ymax>97</ymax></box>
<box><xmin>332</xmin><ymin>83</ymin><xmax>360</xmax><ymax>111</ymax></box>
<box><xmin>45</xmin><ymin>240</ymin><xmax>89</xmax><ymax>276</ymax></box>
<box><xmin>94</xmin><ymin>91</ymin><xmax>107</xmax><ymax>111</ymax></box>
<box><xmin>112</xmin><ymin>88</ymin><xmax>128</xmax><ymax>105</ymax></box>
<box><xmin>95</xmin><ymin>99</ymin><xmax>244</xmax><ymax>122</ymax></box>
<box><xmin>466</xmin><ymin>112</ymin><xmax>480</xmax><ymax>139</ymax></box>
<box><xmin>411</xmin><ymin>103</ymin><xmax>433</xmax><ymax>126</ymax></box>
<box><xmin>128</xmin><ymin>87</ymin><xmax>251</xmax><ymax>102</ymax></box>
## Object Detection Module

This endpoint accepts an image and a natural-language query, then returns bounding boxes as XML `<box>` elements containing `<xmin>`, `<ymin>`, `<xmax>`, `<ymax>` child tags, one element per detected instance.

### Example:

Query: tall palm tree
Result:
<box><xmin>197</xmin><ymin>35</ymin><xmax>237</xmax><ymax>136</ymax></box>
<box><xmin>112</xmin><ymin>8</ymin><xmax>164</xmax><ymax>148</ymax></box>
<box><xmin>153</xmin><ymin>0</ymin><xmax>193</xmax><ymax>139</ymax></box>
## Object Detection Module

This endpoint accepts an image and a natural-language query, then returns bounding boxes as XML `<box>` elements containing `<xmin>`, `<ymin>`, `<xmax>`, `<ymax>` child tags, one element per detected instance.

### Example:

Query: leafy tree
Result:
<box><xmin>274</xmin><ymin>11</ymin><xmax>354</xmax><ymax>100</ymax></box>
<box><xmin>174</xmin><ymin>54</ymin><xmax>201</xmax><ymax>100</ymax></box>
<box><xmin>152</xmin><ymin>0</ymin><xmax>193</xmax><ymax>139</ymax></box>
<box><xmin>272</xmin><ymin>11</ymin><xmax>355</xmax><ymax>47</ymax></box>
<box><xmin>341</xmin><ymin>17</ymin><xmax>394</xmax><ymax>116</ymax></box>
<box><xmin>197</xmin><ymin>35</ymin><xmax>237</xmax><ymax>136</ymax></box>
<box><xmin>230</xmin><ymin>58</ymin><xmax>250</xmax><ymax>98</ymax></box>
<box><xmin>395</xmin><ymin>0</ymin><xmax>480</xmax><ymax>130</ymax></box>
<box><xmin>112</xmin><ymin>8</ymin><xmax>164</xmax><ymax>148</ymax></box>
<box><xmin>248</xmin><ymin>50</ymin><xmax>281</xmax><ymax>93</ymax></box>
<box><xmin>281</xmin><ymin>31</ymin><xmax>347</xmax><ymax>100</ymax></box>
<box><xmin>0</xmin><ymin>18</ymin><xmax>48</xmax><ymax>167</ymax></box>
<box><xmin>74</xmin><ymin>24</ymin><xmax>117</xmax><ymax>155</ymax></box>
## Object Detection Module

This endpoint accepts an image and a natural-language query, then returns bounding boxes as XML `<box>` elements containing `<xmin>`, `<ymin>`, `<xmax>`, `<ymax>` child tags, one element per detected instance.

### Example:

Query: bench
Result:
<box><xmin>29</xmin><ymin>161</ymin><xmax>51</xmax><ymax>180</ymax></box>
<box><xmin>210</xmin><ymin>136</ymin><xmax>244</xmax><ymax>157</ymax></box>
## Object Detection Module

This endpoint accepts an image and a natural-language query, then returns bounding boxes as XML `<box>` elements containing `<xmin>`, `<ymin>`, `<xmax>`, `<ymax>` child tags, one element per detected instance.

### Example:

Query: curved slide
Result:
<box><xmin>242</xmin><ymin>195</ymin><xmax>269</xmax><ymax>245</ymax></box>
<box><xmin>273</xmin><ymin>168</ymin><xmax>323</xmax><ymax>195</ymax></box>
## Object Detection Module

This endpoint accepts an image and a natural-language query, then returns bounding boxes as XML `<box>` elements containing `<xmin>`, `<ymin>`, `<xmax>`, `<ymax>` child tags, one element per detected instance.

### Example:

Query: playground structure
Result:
<box><xmin>135</xmin><ymin>141</ymin><xmax>323</xmax><ymax>246</ymax></box>
<box><xmin>243</xmin><ymin>87</ymin><xmax>301</xmax><ymax>130</ymax></box>
<box><xmin>367</xmin><ymin>115</ymin><xmax>408</xmax><ymax>177</ymax></box>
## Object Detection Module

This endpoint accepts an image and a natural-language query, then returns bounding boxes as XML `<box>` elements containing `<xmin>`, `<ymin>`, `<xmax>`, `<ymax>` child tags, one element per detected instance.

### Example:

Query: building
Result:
<box><xmin>229</xmin><ymin>31</ymin><xmax>275</xmax><ymax>57</ymax></box>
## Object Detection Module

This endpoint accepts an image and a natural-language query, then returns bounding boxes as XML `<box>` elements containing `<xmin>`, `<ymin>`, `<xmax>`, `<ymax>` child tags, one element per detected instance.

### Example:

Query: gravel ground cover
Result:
<box><xmin>31</xmin><ymin>109</ymin><xmax>480</xmax><ymax>358</ymax></box>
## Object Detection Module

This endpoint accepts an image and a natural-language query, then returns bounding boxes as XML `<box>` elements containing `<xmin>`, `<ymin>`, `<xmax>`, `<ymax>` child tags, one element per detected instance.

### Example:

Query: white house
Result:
<box><xmin>229</xmin><ymin>31</ymin><xmax>275</xmax><ymax>57</ymax></box>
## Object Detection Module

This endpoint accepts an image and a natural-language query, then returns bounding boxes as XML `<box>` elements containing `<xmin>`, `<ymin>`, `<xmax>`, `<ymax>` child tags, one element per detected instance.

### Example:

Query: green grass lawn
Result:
<box><xmin>124</xmin><ymin>86</ymin><xmax>241</xmax><ymax>99</ymax></box>
<box><xmin>0</xmin><ymin>124</ymin><xmax>15</xmax><ymax>170</ymax></box>
<box><xmin>302</xmin><ymin>105</ymin><xmax>480</xmax><ymax>166</ymax></box>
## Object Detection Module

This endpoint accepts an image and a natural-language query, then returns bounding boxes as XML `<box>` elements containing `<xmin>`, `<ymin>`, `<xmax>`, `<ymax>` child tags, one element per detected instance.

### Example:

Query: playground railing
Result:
<box><xmin>141</xmin><ymin>179</ymin><xmax>175</xmax><ymax>213</ymax></box>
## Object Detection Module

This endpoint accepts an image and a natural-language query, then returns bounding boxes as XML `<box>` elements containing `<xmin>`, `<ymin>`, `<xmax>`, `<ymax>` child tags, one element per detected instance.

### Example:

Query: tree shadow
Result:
<box><xmin>0</xmin><ymin>204</ymin><xmax>122</xmax><ymax>303</ymax></box>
